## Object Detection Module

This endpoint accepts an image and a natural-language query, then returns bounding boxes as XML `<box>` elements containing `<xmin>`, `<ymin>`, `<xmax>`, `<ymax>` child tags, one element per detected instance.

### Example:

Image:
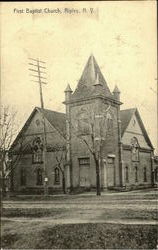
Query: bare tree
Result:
<box><xmin>0</xmin><ymin>106</ymin><xmax>18</xmax><ymax>150</ymax></box>
<box><xmin>71</xmin><ymin>105</ymin><xmax>112</xmax><ymax>196</ymax></box>
<box><xmin>0</xmin><ymin>106</ymin><xmax>18</xmax><ymax>195</ymax></box>
<box><xmin>0</xmin><ymin>106</ymin><xmax>30</xmax><ymax>196</ymax></box>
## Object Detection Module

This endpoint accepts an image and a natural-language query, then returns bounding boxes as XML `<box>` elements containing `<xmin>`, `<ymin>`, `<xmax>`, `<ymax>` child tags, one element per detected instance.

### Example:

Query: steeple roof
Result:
<box><xmin>113</xmin><ymin>85</ymin><xmax>120</xmax><ymax>93</ymax></box>
<box><xmin>71</xmin><ymin>54</ymin><xmax>113</xmax><ymax>100</ymax></box>
<box><xmin>64</xmin><ymin>84</ymin><xmax>72</xmax><ymax>93</ymax></box>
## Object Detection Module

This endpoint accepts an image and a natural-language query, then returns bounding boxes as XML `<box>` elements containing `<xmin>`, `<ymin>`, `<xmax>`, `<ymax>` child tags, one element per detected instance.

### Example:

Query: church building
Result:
<box><xmin>10</xmin><ymin>55</ymin><xmax>155</xmax><ymax>194</ymax></box>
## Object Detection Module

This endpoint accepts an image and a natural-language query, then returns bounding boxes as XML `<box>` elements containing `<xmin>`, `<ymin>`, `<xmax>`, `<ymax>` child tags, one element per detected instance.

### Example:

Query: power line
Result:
<box><xmin>28</xmin><ymin>58</ymin><xmax>47</xmax><ymax>108</ymax></box>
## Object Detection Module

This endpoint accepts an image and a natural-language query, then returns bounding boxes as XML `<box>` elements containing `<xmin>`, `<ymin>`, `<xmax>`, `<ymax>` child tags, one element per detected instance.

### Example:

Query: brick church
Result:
<box><xmin>10</xmin><ymin>55</ymin><xmax>156</xmax><ymax>194</ymax></box>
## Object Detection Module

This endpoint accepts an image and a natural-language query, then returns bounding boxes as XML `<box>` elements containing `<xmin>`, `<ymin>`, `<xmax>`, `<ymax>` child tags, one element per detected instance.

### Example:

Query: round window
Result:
<box><xmin>36</xmin><ymin>119</ymin><xmax>40</xmax><ymax>126</ymax></box>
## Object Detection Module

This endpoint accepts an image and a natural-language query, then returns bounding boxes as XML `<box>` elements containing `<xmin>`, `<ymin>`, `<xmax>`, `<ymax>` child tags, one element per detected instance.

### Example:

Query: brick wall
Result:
<box><xmin>11</xmin><ymin>110</ymin><xmax>66</xmax><ymax>193</ymax></box>
<box><xmin>12</xmin><ymin>151</ymin><xmax>65</xmax><ymax>193</ymax></box>
<box><xmin>69</xmin><ymin>98</ymin><xmax>120</xmax><ymax>188</ymax></box>
<box><xmin>123</xmin><ymin>149</ymin><xmax>152</xmax><ymax>187</ymax></box>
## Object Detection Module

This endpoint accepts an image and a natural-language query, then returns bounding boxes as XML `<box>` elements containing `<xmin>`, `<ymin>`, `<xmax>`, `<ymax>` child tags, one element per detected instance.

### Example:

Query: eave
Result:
<box><xmin>63</xmin><ymin>94</ymin><xmax>123</xmax><ymax>106</ymax></box>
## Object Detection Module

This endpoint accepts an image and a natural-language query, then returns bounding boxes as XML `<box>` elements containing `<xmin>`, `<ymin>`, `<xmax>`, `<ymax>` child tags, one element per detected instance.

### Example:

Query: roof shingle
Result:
<box><xmin>40</xmin><ymin>107</ymin><xmax>135</xmax><ymax>138</ymax></box>
<box><xmin>71</xmin><ymin>55</ymin><xmax>113</xmax><ymax>100</ymax></box>
<box><xmin>11</xmin><ymin>107</ymin><xmax>153</xmax><ymax>150</ymax></box>
<box><xmin>120</xmin><ymin>108</ymin><xmax>136</xmax><ymax>136</ymax></box>
<box><xmin>39</xmin><ymin>107</ymin><xmax>153</xmax><ymax>149</ymax></box>
<box><xmin>37</xmin><ymin>107</ymin><xmax>66</xmax><ymax>138</ymax></box>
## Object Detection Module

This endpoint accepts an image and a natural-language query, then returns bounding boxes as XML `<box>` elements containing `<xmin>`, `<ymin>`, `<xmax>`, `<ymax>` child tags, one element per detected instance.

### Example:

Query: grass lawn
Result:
<box><xmin>1</xmin><ymin>189</ymin><xmax>158</xmax><ymax>249</ymax></box>
<box><xmin>2</xmin><ymin>206</ymin><xmax>157</xmax><ymax>221</ymax></box>
<box><xmin>1</xmin><ymin>221</ymin><xmax>157</xmax><ymax>249</ymax></box>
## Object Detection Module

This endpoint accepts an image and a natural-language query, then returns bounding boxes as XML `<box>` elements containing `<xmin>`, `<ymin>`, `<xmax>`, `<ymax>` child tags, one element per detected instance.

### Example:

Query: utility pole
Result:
<box><xmin>156</xmin><ymin>78</ymin><xmax>158</xmax><ymax>155</ymax></box>
<box><xmin>150</xmin><ymin>79</ymin><xmax>158</xmax><ymax>155</ymax></box>
<box><xmin>28</xmin><ymin>58</ymin><xmax>48</xmax><ymax>195</ymax></box>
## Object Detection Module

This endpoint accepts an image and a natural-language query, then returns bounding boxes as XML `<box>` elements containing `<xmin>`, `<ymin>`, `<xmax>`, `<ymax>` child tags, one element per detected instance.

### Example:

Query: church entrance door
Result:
<box><xmin>107</xmin><ymin>157</ymin><xmax>115</xmax><ymax>187</ymax></box>
<box><xmin>79</xmin><ymin>158</ymin><xmax>90</xmax><ymax>187</ymax></box>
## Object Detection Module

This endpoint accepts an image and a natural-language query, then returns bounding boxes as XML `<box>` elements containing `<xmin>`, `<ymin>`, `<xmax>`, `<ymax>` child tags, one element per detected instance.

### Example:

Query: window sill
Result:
<box><xmin>32</xmin><ymin>162</ymin><xmax>43</xmax><ymax>164</ymax></box>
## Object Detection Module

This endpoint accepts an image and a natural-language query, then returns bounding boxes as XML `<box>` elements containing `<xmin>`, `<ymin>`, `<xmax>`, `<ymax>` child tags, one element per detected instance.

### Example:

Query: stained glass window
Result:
<box><xmin>32</xmin><ymin>137</ymin><xmax>43</xmax><ymax>164</ymax></box>
<box><xmin>131</xmin><ymin>137</ymin><xmax>139</xmax><ymax>162</ymax></box>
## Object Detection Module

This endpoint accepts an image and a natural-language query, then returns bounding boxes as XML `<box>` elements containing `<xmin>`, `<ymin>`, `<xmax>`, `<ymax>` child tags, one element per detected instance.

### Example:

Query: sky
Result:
<box><xmin>1</xmin><ymin>1</ymin><xmax>157</xmax><ymax>153</ymax></box>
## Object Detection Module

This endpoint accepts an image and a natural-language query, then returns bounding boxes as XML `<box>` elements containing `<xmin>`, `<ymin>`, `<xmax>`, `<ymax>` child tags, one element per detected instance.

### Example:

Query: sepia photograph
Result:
<box><xmin>0</xmin><ymin>1</ymin><xmax>157</xmax><ymax>249</ymax></box>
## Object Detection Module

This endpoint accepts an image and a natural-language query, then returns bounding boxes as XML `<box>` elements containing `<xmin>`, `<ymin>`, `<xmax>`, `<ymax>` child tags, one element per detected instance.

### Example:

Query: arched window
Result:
<box><xmin>100</xmin><ymin>111</ymin><xmax>113</xmax><ymax>138</ymax></box>
<box><xmin>54</xmin><ymin>167</ymin><xmax>60</xmax><ymax>184</ymax></box>
<box><xmin>32</xmin><ymin>137</ymin><xmax>43</xmax><ymax>164</ymax></box>
<box><xmin>131</xmin><ymin>137</ymin><xmax>139</xmax><ymax>162</ymax></box>
<box><xmin>135</xmin><ymin>166</ymin><xmax>138</xmax><ymax>182</ymax></box>
<box><xmin>21</xmin><ymin>168</ymin><xmax>26</xmax><ymax>186</ymax></box>
<box><xmin>77</xmin><ymin>111</ymin><xmax>90</xmax><ymax>136</ymax></box>
<box><xmin>143</xmin><ymin>167</ymin><xmax>147</xmax><ymax>182</ymax></box>
<box><xmin>106</xmin><ymin>112</ymin><xmax>113</xmax><ymax>131</ymax></box>
<box><xmin>125</xmin><ymin>166</ymin><xmax>129</xmax><ymax>183</ymax></box>
<box><xmin>155</xmin><ymin>168</ymin><xmax>158</xmax><ymax>182</ymax></box>
<box><xmin>36</xmin><ymin>168</ymin><xmax>43</xmax><ymax>185</ymax></box>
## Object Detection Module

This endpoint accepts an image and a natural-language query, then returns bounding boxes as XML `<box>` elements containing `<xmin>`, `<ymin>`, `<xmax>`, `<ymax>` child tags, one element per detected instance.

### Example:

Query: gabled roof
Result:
<box><xmin>11</xmin><ymin>106</ymin><xmax>153</xmax><ymax>151</ymax></box>
<box><xmin>37</xmin><ymin>107</ymin><xmax>66</xmax><ymax>138</ymax></box>
<box><xmin>10</xmin><ymin>107</ymin><xmax>66</xmax><ymax>151</ymax></box>
<box><xmin>120</xmin><ymin>108</ymin><xmax>136</xmax><ymax>136</ymax></box>
<box><xmin>71</xmin><ymin>54</ymin><xmax>113</xmax><ymax>100</ymax></box>
<box><xmin>120</xmin><ymin>108</ymin><xmax>153</xmax><ymax>149</ymax></box>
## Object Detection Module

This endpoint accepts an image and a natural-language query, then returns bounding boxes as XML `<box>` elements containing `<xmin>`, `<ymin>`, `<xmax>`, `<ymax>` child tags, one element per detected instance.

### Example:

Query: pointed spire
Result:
<box><xmin>64</xmin><ymin>84</ymin><xmax>72</xmax><ymax>102</ymax></box>
<box><xmin>64</xmin><ymin>84</ymin><xmax>72</xmax><ymax>93</ymax></box>
<box><xmin>113</xmin><ymin>85</ymin><xmax>120</xmax><ymax>93</ymax></box>
<box><xmin>77</xmin><ymin>54</ymin><xmax>97</xmax><ymax>86</ymax></box>
<box><xmin>87</xmin><ymin>54</ymin><xmax>96</xmax><ymax>83</ymax></box>
<box><xmin>71</xmin><ymin>54</ymin><xmax>113</xmax><ymax>100</ymax></box>
<box><xmin>113</xmin><ymin>85</ymin><xmax>121</xmax><ymax>101</ymax></box>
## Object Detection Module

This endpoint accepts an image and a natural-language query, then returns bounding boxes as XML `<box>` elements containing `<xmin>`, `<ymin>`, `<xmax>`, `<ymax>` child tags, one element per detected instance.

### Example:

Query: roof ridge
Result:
<box><xmin>36</xmin><ymin>107</ymin><xmax>65</xmax><ymax>115</ymax></box>
<box><xmin>120</xmin><ymin>108</ymin><xmax>136</xmax><ymax>112</ymax></box>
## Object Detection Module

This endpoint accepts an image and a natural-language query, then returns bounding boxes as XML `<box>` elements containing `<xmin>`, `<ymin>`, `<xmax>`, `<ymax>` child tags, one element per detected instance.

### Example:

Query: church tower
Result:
<box><xmin>64</xmin><ymin>55</ymin><xmax>123</xmax><ymax>190</ymax></box>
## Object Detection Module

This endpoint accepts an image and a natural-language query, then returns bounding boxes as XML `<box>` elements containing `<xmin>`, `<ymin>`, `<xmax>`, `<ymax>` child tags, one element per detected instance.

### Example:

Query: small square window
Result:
<box><xmin>33</xmin><ymin>152</ymin><xmax>43</xmax><ymax>164</ymax></box>
<box><xmin>79</xmin><ymin>158</ymin><xmax>90</xmax><ymax>166</ymax></box>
